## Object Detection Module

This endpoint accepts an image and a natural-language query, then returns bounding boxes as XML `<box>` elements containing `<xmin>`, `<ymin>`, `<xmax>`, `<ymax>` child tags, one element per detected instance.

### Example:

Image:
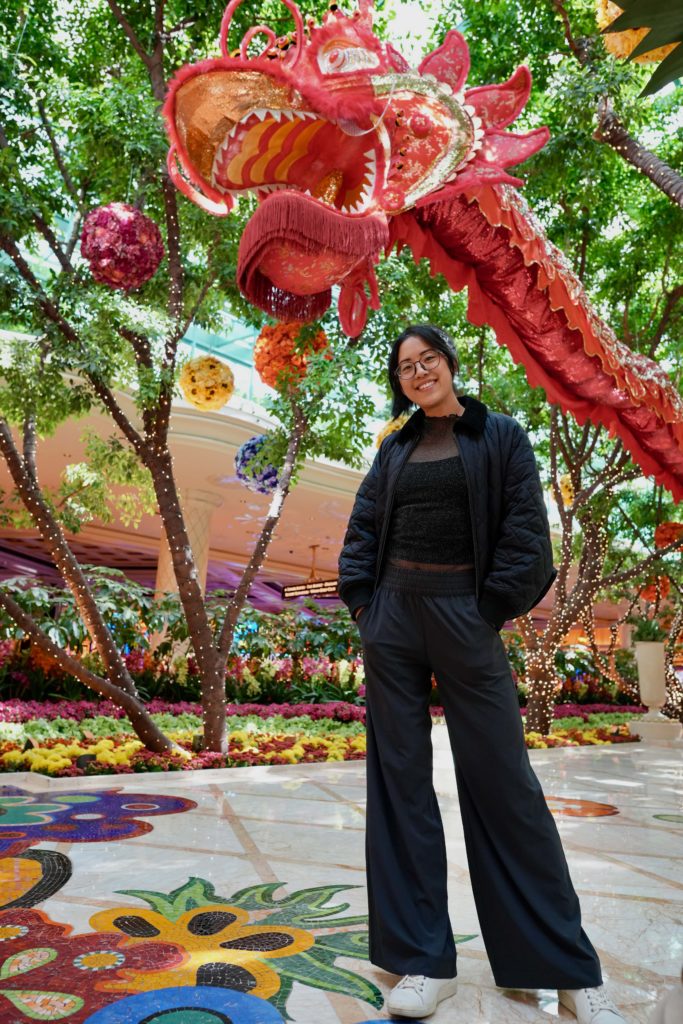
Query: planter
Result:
<box><xmin>628</xmin><ymin>642</ymin><xmax>682</xmax><ymax>742</ymax></box>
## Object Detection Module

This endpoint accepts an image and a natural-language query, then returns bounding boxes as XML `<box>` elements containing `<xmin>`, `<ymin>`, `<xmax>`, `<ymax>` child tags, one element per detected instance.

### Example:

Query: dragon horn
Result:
<box><xmin>220</xmin><ymin>0</ymin><xmax>304</xmax><ymax>63</ymax></box>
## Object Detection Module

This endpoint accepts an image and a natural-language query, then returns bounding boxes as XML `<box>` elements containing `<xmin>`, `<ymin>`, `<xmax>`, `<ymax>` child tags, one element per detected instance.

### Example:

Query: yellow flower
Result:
<box><xmin>2</xmin><ymin>751</ymin><xmax>25</xmax><ymax>768</ymax></box>
<box><xmin>376</xmin><ymin>413</ymin><xmax>410</xmax><ymax>448</ymax></box>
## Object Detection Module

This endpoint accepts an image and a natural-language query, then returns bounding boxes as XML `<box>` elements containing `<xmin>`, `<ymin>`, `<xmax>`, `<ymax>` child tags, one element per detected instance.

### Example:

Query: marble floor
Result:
<box><xmin>0</xmin><ymin>728</ymin><xmax>681</xmax><ymax>1024</ymax></box>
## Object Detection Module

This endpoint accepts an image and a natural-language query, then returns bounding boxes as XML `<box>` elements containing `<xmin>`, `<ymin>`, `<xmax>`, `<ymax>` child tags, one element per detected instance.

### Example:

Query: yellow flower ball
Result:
<box><xmin>376</xmin><ymin>413</ymin><xmax>410</xmax><ymax>449</ymax></box>
<box><xmin>180</xmin><ymin>355</ymin><xmax>235</xmax><ymax>411</ymax></box>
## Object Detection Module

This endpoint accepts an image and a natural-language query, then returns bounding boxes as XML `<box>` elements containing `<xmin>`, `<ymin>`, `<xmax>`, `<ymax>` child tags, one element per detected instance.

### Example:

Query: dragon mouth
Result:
<box><xmin>211</xmin><ymin>108</ymin><xmax>385</xmax><ymax>215</ymax></box>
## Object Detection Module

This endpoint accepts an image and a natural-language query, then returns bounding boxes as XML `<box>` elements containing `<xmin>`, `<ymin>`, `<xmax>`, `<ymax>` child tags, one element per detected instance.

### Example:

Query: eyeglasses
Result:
<box><xmin>395</xmin><ymin>349</ymin><xmax>442</xmax><ymax>380</ymax></box>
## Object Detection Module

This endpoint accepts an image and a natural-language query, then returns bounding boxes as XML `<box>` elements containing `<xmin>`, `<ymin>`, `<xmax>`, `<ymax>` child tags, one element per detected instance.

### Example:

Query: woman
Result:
<box><xmin>337</xmin><ymin>325</ymin><xmax>626</xmax><ymax>1023</ymax></box>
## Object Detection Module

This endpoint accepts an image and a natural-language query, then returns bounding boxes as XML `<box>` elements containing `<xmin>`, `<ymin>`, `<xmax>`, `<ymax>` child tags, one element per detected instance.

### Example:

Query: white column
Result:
<box><xmin>154</xmin><ymin>488</ymin><xmax>223</xmax><ymax>597</ymax></box>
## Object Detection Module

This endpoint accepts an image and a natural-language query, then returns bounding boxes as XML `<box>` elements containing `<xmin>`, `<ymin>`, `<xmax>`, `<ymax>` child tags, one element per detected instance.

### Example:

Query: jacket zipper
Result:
<box><xmin>374</xmin><ymin>435</ymin><xmax>419</xmax><ymax>587</ymax></box>
<box><xmin>457</xmin><ymin>436</ymin><xmax>481</xmax><ymax>599</ymax></box>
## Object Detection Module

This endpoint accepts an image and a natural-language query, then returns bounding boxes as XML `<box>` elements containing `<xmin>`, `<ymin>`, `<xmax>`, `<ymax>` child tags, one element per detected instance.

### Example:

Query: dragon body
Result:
<box><xmin>164</xmin><ymin>0</ymin><xmax>683</xmax><ymax>500</ymax></box>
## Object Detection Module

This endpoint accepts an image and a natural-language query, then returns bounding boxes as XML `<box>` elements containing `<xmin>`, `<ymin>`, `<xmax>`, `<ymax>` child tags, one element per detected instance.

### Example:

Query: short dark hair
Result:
<box><xmin>388</xmin><ymin>324</ymin><xmax>459</xmax><ymax>419</ymax></box>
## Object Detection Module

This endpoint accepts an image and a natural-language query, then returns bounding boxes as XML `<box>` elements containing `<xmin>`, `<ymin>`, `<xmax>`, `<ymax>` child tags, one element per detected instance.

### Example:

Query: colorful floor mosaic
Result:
<box><xmin>0</xmin><ymin>730</ymin><xmax>680</xmax><ymax>1023</ymax></box>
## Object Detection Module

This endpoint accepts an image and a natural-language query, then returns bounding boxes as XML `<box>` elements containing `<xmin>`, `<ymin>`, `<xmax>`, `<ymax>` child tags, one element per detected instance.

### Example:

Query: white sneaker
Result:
<box><xmin>558</xmin><ymin>986</ymin><xmax>627</xmax><ymax>1023</ymax></box>
<box><xmin>386</xmin><ymin>974</ymin><xmax>458</xmax><ymax>1018</ymax></box>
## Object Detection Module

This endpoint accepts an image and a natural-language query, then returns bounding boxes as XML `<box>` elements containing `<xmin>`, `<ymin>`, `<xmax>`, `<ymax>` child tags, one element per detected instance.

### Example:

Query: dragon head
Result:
<box><xmin>164</xmin><ymin>0</ymin><xmax>549</xmax><ymax>334</ymax></box>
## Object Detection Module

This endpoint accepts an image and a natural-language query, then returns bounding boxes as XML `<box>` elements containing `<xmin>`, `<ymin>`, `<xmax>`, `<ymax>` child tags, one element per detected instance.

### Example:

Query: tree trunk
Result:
<box><xmin>145</xmin><ymin>450</ymin><xmax>227</xmax><ymax>752</ymax></box>
<box><xmin>595</xmin><ymin>101</ymin><xmax>683</xmax><ymax>210</ymax></box>
<box><xmin>524</xmin><ymin>657</ymin><xmax>558</xmax><ymax>735</ymax></box>
<box><xmin>217</xmin><ymin>402</ymin><xmax>308</xmax><ymax>662</ymax></box>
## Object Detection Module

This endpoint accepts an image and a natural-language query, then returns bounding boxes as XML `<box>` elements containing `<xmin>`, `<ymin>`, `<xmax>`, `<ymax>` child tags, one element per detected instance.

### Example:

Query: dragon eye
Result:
<box><xmin>317</xmin><ymin>43</ymin><xmax>380</xmax><ymax>75</ymax></box>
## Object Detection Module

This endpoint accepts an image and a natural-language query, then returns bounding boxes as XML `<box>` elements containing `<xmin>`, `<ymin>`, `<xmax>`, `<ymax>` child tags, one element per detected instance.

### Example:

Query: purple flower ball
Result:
<box><xmin>235</xmin><ymin>435</ymin><xmax>280</xmax><ymax>494</ymax></box>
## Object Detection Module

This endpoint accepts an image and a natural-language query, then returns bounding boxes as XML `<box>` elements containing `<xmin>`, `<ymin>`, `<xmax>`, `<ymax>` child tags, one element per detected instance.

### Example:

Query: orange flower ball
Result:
<box><xmin>254</xmin><ymin>322</ymin><xmax>330</xmax><ymax>390</ymax></box>
<box><xmin>639</xmin><ymin>575</ymin><xmax>670</xmax><ymax>603</ymax></box>
<box><xmin>654</xmin><ymin>521</ymin><xmax>683</xmax><ymax>549</ymax></box>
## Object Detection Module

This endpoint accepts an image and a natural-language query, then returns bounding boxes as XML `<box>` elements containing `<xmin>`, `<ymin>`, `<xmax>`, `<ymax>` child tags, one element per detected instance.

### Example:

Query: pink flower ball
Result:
<box><xmin>81</xmin><ymin>201</ymin><xmax>164</xmax><ymax>290</ymax></box>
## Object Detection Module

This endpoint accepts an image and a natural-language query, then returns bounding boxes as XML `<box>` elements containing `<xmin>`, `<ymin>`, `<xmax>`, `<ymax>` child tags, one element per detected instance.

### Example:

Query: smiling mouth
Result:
<box><xmin>211</xmin><ymin>107</ymin><xmax>383</xmax><ymax>214</ymax></box>
<box><xmin>416</xmin><ymin>380</ymin><xmax>437</xmax><ymax>391</ymax></box>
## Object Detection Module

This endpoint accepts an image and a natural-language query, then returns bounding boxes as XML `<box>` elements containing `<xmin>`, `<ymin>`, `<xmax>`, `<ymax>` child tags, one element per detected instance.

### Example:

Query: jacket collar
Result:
<box><xmin>396</xmin><ymin>395</ymin><xmax>488</xmax><ymax>444</ymax></box>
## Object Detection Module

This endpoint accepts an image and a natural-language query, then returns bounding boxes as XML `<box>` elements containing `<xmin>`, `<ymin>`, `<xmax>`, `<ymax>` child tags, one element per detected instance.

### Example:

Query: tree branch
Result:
<box><xmin>646</xmin><ymin>282</ymin><xmax>683</xmax><ymax>358</ymax></box>
<box><xmin>106</xmin><ymin>0</ymin><xmax>152</xmax><ymax>66</ymax></box>
<box><xmin>35</xmin><ymin>99</ymin><xmax>82</xmax><ymax>208</ymax></box>
<box><xmin>0</xmin><ymin>591</ymin><xmax>177</xmax><ymax>752</ymax></box>
<box><xmin>0</xmin><ymin>232</ymin><xmax>147</xmax><ymax>455</ymax></box>
<box><xmin>594</xmin><ymin>99</ymin><xmax>683</xmax><ymax>211</ymax></box>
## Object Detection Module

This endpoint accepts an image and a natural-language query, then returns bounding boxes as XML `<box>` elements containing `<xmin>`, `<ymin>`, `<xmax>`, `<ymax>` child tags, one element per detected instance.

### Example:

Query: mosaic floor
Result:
<box><xmin>0</xmin><ymin>727</ymin><xmax>681</xmax><ymax>1024</ymax></box>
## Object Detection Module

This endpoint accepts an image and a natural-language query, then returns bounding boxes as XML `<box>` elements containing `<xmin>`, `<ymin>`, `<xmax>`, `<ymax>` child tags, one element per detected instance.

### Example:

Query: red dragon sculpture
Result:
<box><xmin>163</xmin><ymin>0</ymin><xmax>683</xmax><ymax>501</ymax></box>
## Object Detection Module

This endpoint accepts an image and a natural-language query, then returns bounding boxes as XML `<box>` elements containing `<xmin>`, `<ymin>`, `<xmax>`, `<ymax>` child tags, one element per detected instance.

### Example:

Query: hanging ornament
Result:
<box><xmin>253</xmin><ymin>322</ymin><xmax>330</xmax><ymax>390</ymax></box>
<box><xmin>654</xmin><ymin>521</ymin><xmax>683</xmax><ymax>549</ymax></box>
<box><xmin>80</xmin><ymin>202</ymin><xmax>164</xmax><ymax>290</ymax></box>
<box><xmin>375</xmin><ymin>413</ymin><xmax>410</xmax><ymax>449</ymax></box>
<box><xmin>596</xmin><ymin>1</ymin><xmax>678</xmax><ymax>63</ymax></box>
<box><xmin>559</xmin><ymin>473</ymin><xmax>575</xmax><ymax>506</ymax></box>
<box><xmin>179</xmin><ymin>355</ymin><xmax>235</xmax><ymax>411</ymax></box>
<box><xmin>639</xmin><ymin>575</ymin><xmax>670</xmax><ymax>603</ymax></box>
<box><xmin>235</xmin><ymin>435</ymin><xmax>280</xmax><ymax>494</ymax></box>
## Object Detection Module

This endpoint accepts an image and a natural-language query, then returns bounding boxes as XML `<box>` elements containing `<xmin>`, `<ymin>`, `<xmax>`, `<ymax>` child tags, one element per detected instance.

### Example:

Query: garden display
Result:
<box><xmin>0</xmin><ymin>699</ymin><xmax>642</xmax><ymax>777</ymax></box>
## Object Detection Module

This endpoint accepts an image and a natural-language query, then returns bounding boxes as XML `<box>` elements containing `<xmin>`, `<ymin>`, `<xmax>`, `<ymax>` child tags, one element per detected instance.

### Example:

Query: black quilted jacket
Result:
<box><xmin>338</xmin><ymin>395</ymin><xmax>556</xmax><ymax>629</ymax></box>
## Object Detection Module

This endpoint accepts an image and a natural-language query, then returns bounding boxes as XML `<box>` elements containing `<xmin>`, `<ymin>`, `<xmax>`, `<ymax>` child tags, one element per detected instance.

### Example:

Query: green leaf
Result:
<box><xmin>117</xmin><ymin>877</ymin><xmax>234</xmax><ymax>921</ymax></box>
<box><xmin>268</xmin><ymin>974</ymin><xmax>295</xmax><ymax>1022</ymax></box>
<box><xmin>227</xmin><ymin>881</ymin><xmax>367</xmax><ymax>927</ymax></box>
<box><xmin>314</xmin><ymin>930</ymin><xmax>370</xmax><ymax>960</ymax></box>
<box><xmin>640</xmin><ymin>44</ymin><xmax>683</xmax><ymax>96</ymax></box>
<box><xmin>271</xmin><ymin>948</ymin><xmax>383</xmax><ymax>1009</ymax></box>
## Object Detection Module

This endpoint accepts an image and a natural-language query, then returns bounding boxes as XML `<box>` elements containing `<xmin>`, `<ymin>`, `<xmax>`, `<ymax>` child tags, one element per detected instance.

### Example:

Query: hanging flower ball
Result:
<box><xmin>80</xmin><ymin>202</ymin><xmax>164</xmax><ymax>290</ymax></box>
<box><xmin>639</xmin><ymin>575</ymin><xmax>670</xmax><ymax>604</ymax></box>
<box><xmin>235</xmin><ymin>435</ymin><xmax>280</xmax><ymax>494</ymax></box>
<box><xmin>179</xmin><ymin>355</ymin><xmax>235</xmax><ymax>411</ymax></box>
<box><xmin>376</xmin><ymin>413</ymin><xmax>410</xmax><ymax>448</ymax></box>
<box><xmin>559</xmin><ymin>474</ymin><xmax>575</xmax><ymax>506</ymax></box>
<box><xmin>253</xmin><ymin>321</ymin><xmax>331</xmax><ymax>390</ymax></box>
<box><xmin>596</xmin><ymin>1</ymin><xmax>678</xmax><ymax>64</ymax></box>
<box><xmin>654</xmin><ymin>521</ymin><xmax>683</xmax><ymax>549</ymax></box>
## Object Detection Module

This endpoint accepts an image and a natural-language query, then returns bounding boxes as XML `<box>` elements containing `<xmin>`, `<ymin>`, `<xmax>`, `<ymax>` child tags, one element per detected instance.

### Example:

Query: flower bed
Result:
<box><xmin>0</xmin><ymin>700</ymin><xmax>644</xmax><ymax>776</ymax></box>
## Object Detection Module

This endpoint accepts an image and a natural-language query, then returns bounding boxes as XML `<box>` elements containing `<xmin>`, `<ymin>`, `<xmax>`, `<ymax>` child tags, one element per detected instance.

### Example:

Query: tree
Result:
<box><xmin>0</xmin><ymin>0</ymin><xmax>374</xmax><ymax>752</ymax></box>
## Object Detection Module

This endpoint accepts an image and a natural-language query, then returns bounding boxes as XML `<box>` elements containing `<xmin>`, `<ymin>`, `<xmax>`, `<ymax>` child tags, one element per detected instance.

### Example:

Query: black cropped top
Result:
<box><xmin>384</xmin><ymin>413</ymin><xmax>475</xmax><ymax>570</ymax></box>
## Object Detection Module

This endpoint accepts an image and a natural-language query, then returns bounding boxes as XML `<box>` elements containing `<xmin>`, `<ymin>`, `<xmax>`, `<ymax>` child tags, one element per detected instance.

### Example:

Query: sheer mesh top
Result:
<box><xmin>385</xmin><ymin>413</ymin><xmax>475</xmax><ymax>571</ymax></box>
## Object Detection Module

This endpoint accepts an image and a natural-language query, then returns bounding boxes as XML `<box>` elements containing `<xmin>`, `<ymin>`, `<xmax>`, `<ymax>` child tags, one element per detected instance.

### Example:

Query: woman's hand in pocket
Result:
<box><xmin>355</xmin><ymin>605</ymin><xmax>367</xmax><ymax>622</ymax></box>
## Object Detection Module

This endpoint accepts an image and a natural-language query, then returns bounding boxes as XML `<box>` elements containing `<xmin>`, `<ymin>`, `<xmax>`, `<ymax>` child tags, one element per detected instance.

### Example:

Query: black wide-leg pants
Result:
<box><xmin>358</xmin><ymin>564</ymin><xmax>602</xmax><ymax>988</ymax></box>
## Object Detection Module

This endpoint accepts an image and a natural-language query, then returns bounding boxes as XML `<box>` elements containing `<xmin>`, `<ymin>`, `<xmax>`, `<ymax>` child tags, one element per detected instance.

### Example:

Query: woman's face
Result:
<box><xmin>396</xmin><ymin>335</ymin><xmax>456</xmax><ymax>415</ymax></box>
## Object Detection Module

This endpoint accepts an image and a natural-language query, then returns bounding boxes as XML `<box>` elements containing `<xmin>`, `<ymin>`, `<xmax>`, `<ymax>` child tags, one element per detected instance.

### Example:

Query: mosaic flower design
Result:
<box><xmin>545</xmin><ymin>796</ymin><xmax>619</xmax><ymax>817</ymax></box>
<box><xmin>0</xmin><ymin>908</ymin><xmax>184</xmax><ymax>1022</ymax></box>
<box><xmin>0</xmin><ymin>850</ymin><xmax>72</xmax><ymax>910</ymax></box>
<box><xmin>83</xmin><ymin>986</ymin><xmax>285</xmax><ymax>1024</ymax></box>
<box><xmin>0</xmin><ymin>787</ymin><xmax>196</xmax><ymax>856</ymax></box>
<box><xmin>89</xmin><ymin>899</ymin><xmax>315</xmax><ymax>999</ymax></box>
<box><xmin>83</xmin><ymin>877</ymin><xmax>474</xmax><ymax>1018</ymax></box>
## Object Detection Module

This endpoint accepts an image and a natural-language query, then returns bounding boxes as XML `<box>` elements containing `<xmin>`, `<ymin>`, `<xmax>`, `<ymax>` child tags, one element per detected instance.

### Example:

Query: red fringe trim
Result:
<box><xmin>238</xmin><ymin>192</ymin><xmax>389</xmax><ymax>323</ymax></box>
